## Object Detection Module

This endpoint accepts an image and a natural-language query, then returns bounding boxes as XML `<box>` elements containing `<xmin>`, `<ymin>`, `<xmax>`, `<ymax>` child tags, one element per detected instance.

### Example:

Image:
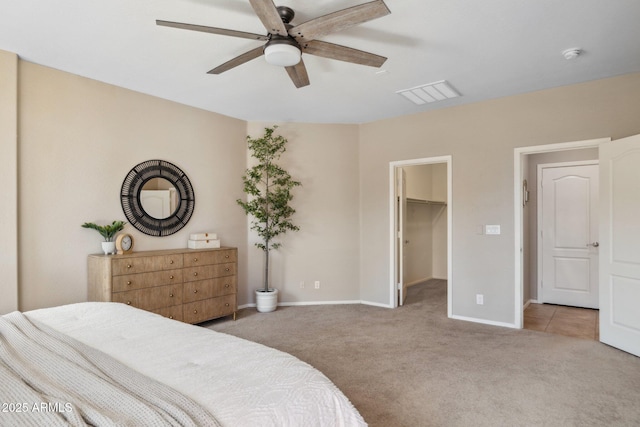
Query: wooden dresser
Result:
<box><xmin>88</xmin><ymin>247</ymin><xmax>237</xmax><ymax>323</ymax></box>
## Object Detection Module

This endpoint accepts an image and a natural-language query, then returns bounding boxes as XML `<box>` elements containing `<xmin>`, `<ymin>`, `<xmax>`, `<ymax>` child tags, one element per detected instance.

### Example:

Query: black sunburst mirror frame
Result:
<box><xmin>120</xmin><ymin>160</ymin><xmax>195</xmax><ymax>236</ymax></box>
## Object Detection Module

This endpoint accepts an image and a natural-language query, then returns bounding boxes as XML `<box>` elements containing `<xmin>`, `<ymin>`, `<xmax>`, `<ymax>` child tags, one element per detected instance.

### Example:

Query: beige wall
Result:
<box><xmin>0</xmin><ymin>50</ymin><xmax>18</xmax><ymax>314</ymax></box>
<box><xmin>359</xmin><ymin>73</ymin><xmax>640</xmax><ymax>324</ymax></box>
<box><xmin>18</xmin><ymin>62</ymin><xmax>248</xmax><ymax>310</ymax></box>
<box><xmin>403</xmin><ymin>164</ymin><xmax>448</xmax><ymax>284</ymax></box>
<box><xmin>11</xmin><ymin>54</ymin><xmax>640</xmax><ymax>326</ymax></box>
<box><xmin>244</xmin><ymin>122</ymin><xmax>361</xmax><ymax>303</ymax></box>
<box><xmin>15</xmin><ymin>60</ymin><xmax>361</xmax><ymax>312</ymax></box>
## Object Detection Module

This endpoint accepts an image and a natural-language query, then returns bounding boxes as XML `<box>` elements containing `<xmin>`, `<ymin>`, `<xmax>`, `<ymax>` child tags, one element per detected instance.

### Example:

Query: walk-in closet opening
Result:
<box><xmin>390</xmin><ymin>157</ymin><xmax>452</xmax><ymax>314</ymax></box>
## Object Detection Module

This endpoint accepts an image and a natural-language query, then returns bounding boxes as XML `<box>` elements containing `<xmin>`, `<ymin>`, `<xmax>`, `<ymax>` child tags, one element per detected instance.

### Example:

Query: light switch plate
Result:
<box><xmin>485</xmin><ymin>225</ymin><xmax>501</xmax><ymax>235</ymax></box>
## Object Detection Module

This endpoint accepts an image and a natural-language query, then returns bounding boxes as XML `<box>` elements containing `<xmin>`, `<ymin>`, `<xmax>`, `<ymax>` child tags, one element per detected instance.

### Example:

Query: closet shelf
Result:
<box><xmin>407</xmin><ymin>198</ymin><xmax>447</xmax><ymax>206</ymax></box>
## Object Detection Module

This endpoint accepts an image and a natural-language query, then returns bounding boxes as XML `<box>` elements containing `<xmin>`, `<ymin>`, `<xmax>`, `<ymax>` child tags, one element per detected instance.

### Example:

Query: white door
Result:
<box><xmin>599</xmin><ymin>134</ymin><xmax>640</xmax><ymax>357</ymax></box>
<box><xmin>541</xmin><ymin>164</ymin><xmax>599</xmax><ymax>308</ymax></box>
<box><xmin>397</xmin><ymin>168</ymin><xmax>408</xmax><ymax>306</ymax></box>
<box><xmin>140</xmin><ymin>190</ymin><xmax>171</xmax><ymax>219</ymax></box>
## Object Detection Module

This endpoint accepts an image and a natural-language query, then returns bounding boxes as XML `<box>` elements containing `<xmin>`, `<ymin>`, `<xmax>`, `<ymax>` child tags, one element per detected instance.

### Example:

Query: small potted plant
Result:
<box><xmin>82</xmin><ymin>220</ymin><xmax>126</xmax><ymax>254</ymax></box>
<box><xmin>237</xmin><ymin>126</ymin><xmax>301</xmax><ymax>312</ymax></box>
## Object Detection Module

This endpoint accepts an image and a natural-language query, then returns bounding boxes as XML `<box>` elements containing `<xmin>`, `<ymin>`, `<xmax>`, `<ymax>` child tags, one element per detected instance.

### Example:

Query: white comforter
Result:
<box><xmin>25</xmin><ymin>302</ymin><xmax>366</xmax><ymax>427</ymax></box>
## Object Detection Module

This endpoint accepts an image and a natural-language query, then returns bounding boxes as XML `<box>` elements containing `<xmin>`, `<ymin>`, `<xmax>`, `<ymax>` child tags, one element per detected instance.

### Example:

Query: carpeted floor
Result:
<box><xmin>204</xmin><ymin>280</ymin><xmax>640</xmax><ymax>426</ymax></box>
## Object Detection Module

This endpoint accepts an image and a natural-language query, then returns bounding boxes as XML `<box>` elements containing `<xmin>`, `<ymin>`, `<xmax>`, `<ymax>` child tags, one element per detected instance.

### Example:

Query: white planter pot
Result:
<box><xmin>101</xmin><ymin>241</ymin><xmax>116</xmax><ymax>255</ymax></box>
<box><xmin>255</xmin><ymin>288</ymin><xmax>278</xmax><ymax>313</ymax></box>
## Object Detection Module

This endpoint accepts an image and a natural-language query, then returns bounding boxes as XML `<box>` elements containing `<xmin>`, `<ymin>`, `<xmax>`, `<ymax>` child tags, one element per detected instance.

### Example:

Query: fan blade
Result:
<box><xmin>302</xmin><ymin>40</ymin><xmax>387</xmax><ymax>67</ymax></box>
<box><xmin>289</xmin><ymin>0</ymin><xmax>390</xmax><ymax>42</ymax></box>
<box><xmin>156</xmin><ymin>20</ymin><xmax>267</xmax><ymax>41</ymax></box>
<box><xmin>208</xmin><ymin>46</ymin><xmax>264</xmax><ymax>74</ymax></box>
<box><xmin>248</xmin><ymin>0</ymin><xmax>288</xmax><ymax>36</ymax></box>
<box><xmin>285</xmin><ymin>60</ymin><xmax>310</xmax><ymax>88</ymax></box>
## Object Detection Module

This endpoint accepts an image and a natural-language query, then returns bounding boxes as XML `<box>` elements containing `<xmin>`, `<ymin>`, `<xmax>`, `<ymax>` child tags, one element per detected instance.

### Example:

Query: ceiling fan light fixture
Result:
<box><xmin>264</xmin><ymin>38</ymin><xmax>301</xmax><ymax>67</ymax></box>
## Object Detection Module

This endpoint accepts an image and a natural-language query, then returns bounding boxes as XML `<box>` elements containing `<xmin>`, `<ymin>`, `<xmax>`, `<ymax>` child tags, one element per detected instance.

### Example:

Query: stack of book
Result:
<box><xmin>188</xmin><ymin>232</ymin><xmax>220</xmax><ymax>249</ymax></box>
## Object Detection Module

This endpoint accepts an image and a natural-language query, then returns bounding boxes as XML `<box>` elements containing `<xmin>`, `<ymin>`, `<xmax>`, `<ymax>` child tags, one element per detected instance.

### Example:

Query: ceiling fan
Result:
<box><xmin>156</xmin><ymin>0</ymin><xmax>391</xmax><ymax>88</ymax></box>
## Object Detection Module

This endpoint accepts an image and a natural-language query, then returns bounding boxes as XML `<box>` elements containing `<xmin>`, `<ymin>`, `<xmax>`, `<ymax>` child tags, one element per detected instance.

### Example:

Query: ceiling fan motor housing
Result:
<box><xmin>277</xmin><ymin>6</ymin><xmax>295</xmax><ymax>24</ymax></box>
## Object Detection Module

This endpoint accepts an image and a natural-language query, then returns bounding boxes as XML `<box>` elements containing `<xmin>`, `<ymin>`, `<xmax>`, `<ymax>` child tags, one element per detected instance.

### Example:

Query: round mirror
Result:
<box><xmin>120</xmin><ymin>160</ymin><xmax>195</xmax><ymax>236</ymax></box>
<box><xmin>140</xmin><ymin>177</ymin><xmax>177</xmax><ymax>220</ymax></box>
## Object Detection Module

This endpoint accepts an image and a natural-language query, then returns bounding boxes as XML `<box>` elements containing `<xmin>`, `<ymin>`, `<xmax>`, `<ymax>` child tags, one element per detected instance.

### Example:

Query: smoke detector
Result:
<box><xmin>562</xmin><ymin>48</ymin><xmax>582</xmax><ymax>60</ymax></box>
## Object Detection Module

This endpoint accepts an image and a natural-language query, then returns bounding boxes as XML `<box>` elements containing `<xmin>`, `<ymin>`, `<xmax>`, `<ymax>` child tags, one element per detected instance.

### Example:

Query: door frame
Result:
<box><xmin>389</xmin><ymin>156</ymin><xmax>452</xmax><ymax>314</ymax></box>
<box><xmin>537</xmin><ymin>160</ymin><xmax>599</xmax><ymax>307</ymax></box>
<box><xmin>513</xmin><ymin>138</ymin><xmax>609</xmax><ymax>328</ymax></box>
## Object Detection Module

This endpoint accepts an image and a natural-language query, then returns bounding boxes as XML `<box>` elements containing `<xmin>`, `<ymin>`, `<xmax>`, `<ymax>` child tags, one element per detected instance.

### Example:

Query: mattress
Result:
<box><xmin>23</xmin><ymin>302</ymin><xmax>366</xmax><ymax>427</ymax></box>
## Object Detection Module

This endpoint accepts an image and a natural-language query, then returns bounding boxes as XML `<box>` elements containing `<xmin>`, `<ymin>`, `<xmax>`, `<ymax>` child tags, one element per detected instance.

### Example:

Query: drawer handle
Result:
<box><xmin>193</xmin><ymin>257</ymin><xmax>198</xmax><ymax>262</ymax></box>
<box><xmin>169</xmin><ymin>316</ymin><xmax>174</xmax><ymax>319</ymax></box>
<box><xmin>126</xmin><ymin>301</ymin><xmax>131</xmax><ymax>305</ymax></box>
<box><xmin>225</xmin><ymin>268</ymin><xmax>230</xmax><ymax>272</ymax></box>
<box><xmin>193</xmin><ymin>272</ymin><xmax>198</xmax><ymax>277</ymax></box>
<box><xmin>225</xmin><ymin>284</ymin><xmax>230</xmax><ymax>288</ymax></box>
<box><xmin>225</xmin><ymin>255</ymin><xmax>229</xmax><ymax>258</ymax></box>
<box><xmin>170</xmin><ymin>260</ymin><xmax>174</xmax><ymax>264</ymax></box>
<box><xmin>169</xmin><ymin>293</ymin><xmax>174</xmax><ymax>297</ymax></box>
<box><xmin>225</xmin><ymin>303</ymin><xmax>229</xmax><ymax>307</ymax></box>
<box><xmin>127</xmin><ymin>264</ymin><xmax>132</xmax><ymax>269</ymax></box>
<box><xmin>126</xmin><ymin>281</ymin><xmax>132</xmax><ymax>286</ymax></box>
<box><xmin>193</xmin><ymin>289</ymin><xmax>198</xmax><ymax>294</ymax></box>
<box><xmin>193</xmin><ymin>310</ymin><xmax>198</xmax><ymax>314</ymax></box>
<box><xmin>169</xmin><ymin>275</ymin><xmax>174</xmax><ymax>279</ymax></box>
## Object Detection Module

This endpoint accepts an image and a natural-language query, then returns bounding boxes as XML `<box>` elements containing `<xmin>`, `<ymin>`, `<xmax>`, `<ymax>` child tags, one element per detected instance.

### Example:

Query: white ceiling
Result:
<box><xmin>2</xmin><ymin>0</ymin><xmax>640</xmax><ymax>124</ymax></box>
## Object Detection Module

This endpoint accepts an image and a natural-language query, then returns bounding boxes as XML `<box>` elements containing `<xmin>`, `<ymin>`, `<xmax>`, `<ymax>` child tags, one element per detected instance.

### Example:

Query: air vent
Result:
<box><xmin>397</xmin><ymin>80</ymin><xmax>461</xmax><ymax>105</ymax></box>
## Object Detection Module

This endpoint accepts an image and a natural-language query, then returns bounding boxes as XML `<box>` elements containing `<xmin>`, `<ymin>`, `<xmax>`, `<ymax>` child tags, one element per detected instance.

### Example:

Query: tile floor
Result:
<box><xmin>524</xmin><ymin>303</ymin><xmax>599</xmax><ymax>341</ymax></box>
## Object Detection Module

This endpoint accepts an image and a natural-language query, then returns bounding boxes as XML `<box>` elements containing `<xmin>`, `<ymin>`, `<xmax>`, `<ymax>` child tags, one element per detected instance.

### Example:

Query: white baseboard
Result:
<box><xmin>523</xmin><ymin>299</ymin><xmax>541</xmax><ymax>310</ymax></box>
<box><xmin>279</xmin><ymin>300</ymin><xmax>362</xmax><ymax>307</ymax></box>
<box><xmin>450</xmin><ymin>314</ymin><xmax>517</xmax><ymax>329</ymax></box>
<box><xmin>406</xmin><ymin>277</ymin><xmax>432</xmax><ymax>287</ymax></box>
<box><xmin>360</xmin><ymin>300</ymin><xmax>394</xmax><ymax>308</ymax></box>
<box><xmin>239</xmin><ymin>300</ymin><xmax>373</xmax><ymax>310</ymax></box>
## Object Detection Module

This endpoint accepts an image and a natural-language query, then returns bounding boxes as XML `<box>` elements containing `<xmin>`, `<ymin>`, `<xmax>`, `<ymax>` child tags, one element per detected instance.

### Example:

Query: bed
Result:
<box><xmin>1</xmin><ymin>302</ymin><xmax>366</xmax><ymax>426</ymax></box>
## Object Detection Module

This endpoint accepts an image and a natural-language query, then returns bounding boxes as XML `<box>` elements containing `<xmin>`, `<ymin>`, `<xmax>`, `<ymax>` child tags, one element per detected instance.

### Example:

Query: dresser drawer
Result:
<box><xmin>183</xmin><ymin>276</ymin><xmax>236</xmax><ymax>303</ymax></box>
<box><xmin>183</xmin><ymin>262</ymin><xmax>236</xmax><ymax>282</ymax></box>
<box><xmin>111</xmin><ymin>254</ymin><xmax>185</xmax><ymax>276</ymax></box>
<box><xmin>112</xmin><ymin>284</ymin><xmax>183</xmax><ymax>311</ymax></box>
<box><xmin>183</xmin><ymin>249</ymin><xmax>237</xmax><ymax>267</ymax></box>
<box><xmin>112</xmin><ymin>269</ymin><xmax>183</xmax><ymax>292</ymax></box>
<box><xmin>162</xmin><ymin>254</ymin><xmax>184</xmax><ymax>269</ymax></box>
<box><xmin>183</xmin><ymin>294</ymin><xmax>236</xmax><ymax>324</ymax></box>
<box><xmin>111</xmin><ymin>257</ymin><xmax>156</xmax><ymax>275</ymax></box>
<box><xmin>152</xmin><ymin>305</ymin><xmax>183</xmax><ymax>322</ymax></box>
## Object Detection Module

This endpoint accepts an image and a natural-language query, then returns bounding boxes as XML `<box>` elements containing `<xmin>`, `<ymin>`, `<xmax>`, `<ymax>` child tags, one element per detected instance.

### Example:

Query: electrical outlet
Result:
<box><xmin>300</xmin><ymin>281</ymin><xmax>305</xmax><ymax>289</ymax></box>
<box><xmin>476</xmin><ymin>294</ymin><xmax>484</xmax><ymax>305</ymax></box>
<box><xmin>314</xmin><ymin>281</ymin><xmax>320</xmax><ymax>289</ymax></box>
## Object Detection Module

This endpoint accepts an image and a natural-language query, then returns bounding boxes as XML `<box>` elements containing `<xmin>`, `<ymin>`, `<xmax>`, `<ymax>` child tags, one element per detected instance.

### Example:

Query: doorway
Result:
<box><xmin>517</xmin><ymin>134</ymin><xmax>640</xmax><ymax>358</ymax></box>
<box><xmin>389</xmin><ymin>156</ymin><xmax>452</xmax><ymax>315</ymax></box>
<box><xmin>514</xmin><ymin>138</ymin><xmax>607</xmax><ymax>328</ymax></box>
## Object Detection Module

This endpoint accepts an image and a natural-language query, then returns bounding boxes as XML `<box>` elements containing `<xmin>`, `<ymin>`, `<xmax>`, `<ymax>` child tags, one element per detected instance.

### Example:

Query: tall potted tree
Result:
<box><xmin>237</xmin><ymin>126</ymin><xmax>301</xmax><ymax>312</ymax></box>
